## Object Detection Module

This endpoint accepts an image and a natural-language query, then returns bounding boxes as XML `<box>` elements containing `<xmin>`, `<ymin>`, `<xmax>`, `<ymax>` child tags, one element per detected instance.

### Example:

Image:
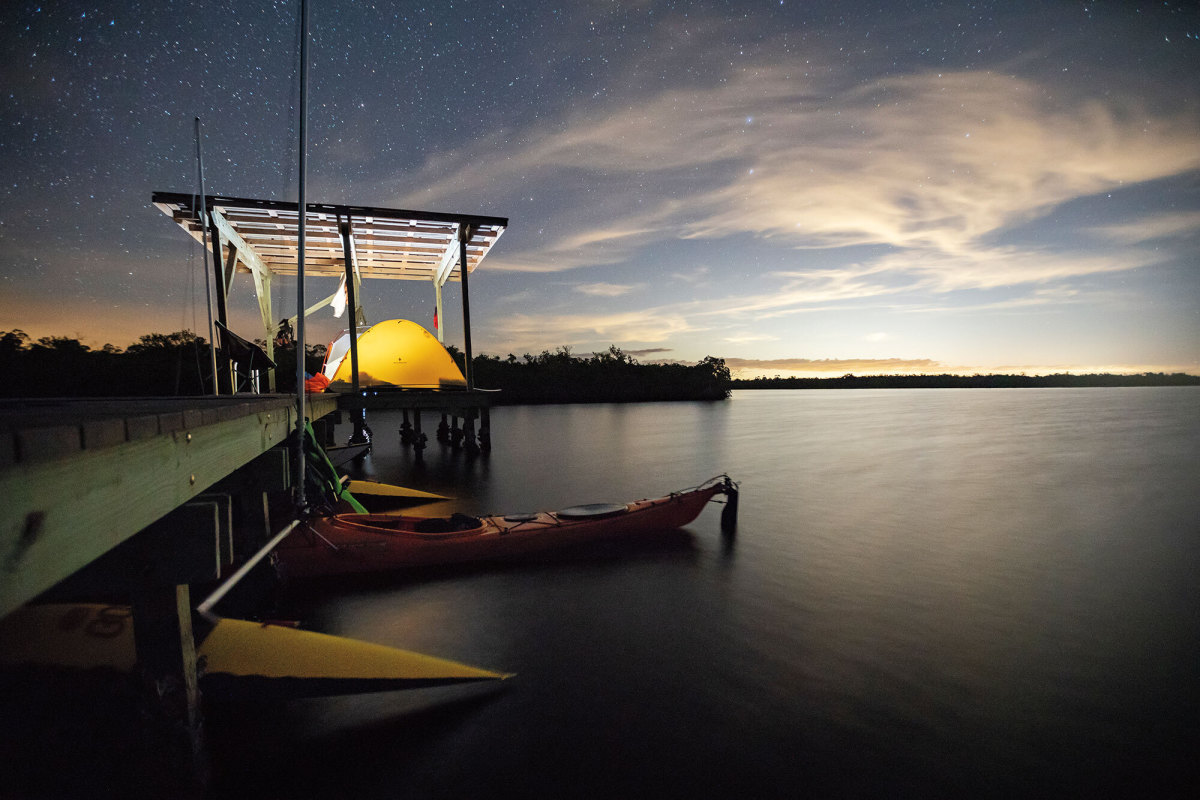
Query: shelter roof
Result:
<box><xmin>151</xmin><ymin>192</ymin><xmax>508</xmax><ymax>282</ymax></box>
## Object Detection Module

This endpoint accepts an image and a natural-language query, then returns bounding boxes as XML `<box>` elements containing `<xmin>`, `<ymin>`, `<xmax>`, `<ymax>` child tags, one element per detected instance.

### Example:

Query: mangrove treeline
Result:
<box><xmin>1</xmin><ymin>329</ymin><xmax>326</xmax><ymax>397</ymax></box>
<box><xmin>0</xmin><ymin>330</ymin><xmax>734</xmax><ymax>402</ymax></box>
<box><xmin>449</xmin><ymin>346</ymin><xmax>733</xmax><ymax>404</ymax></box>
<box><xmin>731</xmin><ymin>373</ymin><xmax>1200</xmax><ymax>389</ymax></box>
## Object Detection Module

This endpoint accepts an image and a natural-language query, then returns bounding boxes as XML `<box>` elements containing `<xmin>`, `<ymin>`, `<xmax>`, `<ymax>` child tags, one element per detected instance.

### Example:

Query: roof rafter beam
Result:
<box><xmin>210</xmin><ymin>208</ymin><xmax>278</xmax><ymax>345</ymax></box>
<box><xmin>433</xmin><ymin>223</ymin><xmax>462</xmax><ymax>287</ymax></box>
<box><xmin>152</xmin><ymin>192</ymin><xmax>508</xmax><ymax>284</ymax></box>
<box><xmin>210</xmin><ymin>208</ymin><xmax>274</xmax><ymax>281</ymax></box>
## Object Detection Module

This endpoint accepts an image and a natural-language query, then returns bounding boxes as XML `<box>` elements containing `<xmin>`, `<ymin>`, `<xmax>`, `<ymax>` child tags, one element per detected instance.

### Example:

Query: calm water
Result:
<box><xmin>211</xmin><ymin>388</ymin><xmax>1200</xmax><ymax>798</ymax></box>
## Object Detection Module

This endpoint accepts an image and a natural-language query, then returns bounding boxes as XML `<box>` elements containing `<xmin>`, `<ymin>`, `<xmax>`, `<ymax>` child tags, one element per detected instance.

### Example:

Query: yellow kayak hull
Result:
<box><xmin>0</xmin><ymin>604</ymin><xmax>509</xmax><ymax>698</ymax></box>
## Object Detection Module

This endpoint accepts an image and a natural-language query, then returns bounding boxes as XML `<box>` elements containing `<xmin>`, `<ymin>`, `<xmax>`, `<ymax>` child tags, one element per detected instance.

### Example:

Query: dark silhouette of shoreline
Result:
<box><xmin>452</xmin><ymin>345</ymin><xmax>732</xmax><ymax>404</ymax></box>
<box><xmin>0</xmin><ymin>330</ymin><xmax>734</xmax><ymax>402</ymax></box>
<box><xmin>731</xmin><ymin>372</ymin><xmax>1200</xmax><ymax>389</ymax></box>
<box><xmin>4</xmin><ymin>328</ymin><xmax>1194</xmax><ymax>400</ymax></box>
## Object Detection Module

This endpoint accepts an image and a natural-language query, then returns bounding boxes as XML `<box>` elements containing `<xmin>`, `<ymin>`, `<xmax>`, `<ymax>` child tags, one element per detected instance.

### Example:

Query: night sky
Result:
<box><xmin>1</xmin><ymin>1</ymin><xmax>1198</xmax><ymax>377</ymax></box>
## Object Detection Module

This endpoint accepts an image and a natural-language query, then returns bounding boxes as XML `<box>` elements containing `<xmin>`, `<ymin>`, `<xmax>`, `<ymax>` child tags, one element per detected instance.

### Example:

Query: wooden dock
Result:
<box><xmin>0</xmin><ymin>391</ymin><xmax>512</xmax><ymax>793</ymax></box>
<box><xmin>0</xmin><ymin>394</ymin><xmax>336</xmax><ymax>618</ymax></box>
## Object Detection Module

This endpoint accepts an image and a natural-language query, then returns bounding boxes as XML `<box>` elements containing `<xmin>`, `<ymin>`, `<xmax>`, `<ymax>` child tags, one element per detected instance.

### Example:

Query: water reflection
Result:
<box><xmin>242</xmin><ymin>389</ymin><xmax>1200</xmax><ymax>797</ymax></box>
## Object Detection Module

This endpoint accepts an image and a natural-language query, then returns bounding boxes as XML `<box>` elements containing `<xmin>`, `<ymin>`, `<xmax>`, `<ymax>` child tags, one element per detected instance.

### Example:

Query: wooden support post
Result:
<box><xmin>209</xmin><ymin>207</ymin><xmax>278</xmax><ymax>392</ymax></box>
<box><xmin>129</xmin><ymin>583</ymin><xmax>208</xmax><ymax>794</ymax></box>
<box><xmin>450</xmin><ymin>415</ymin><xmax>463</xmax><ymax>449</ymax></box>
<box><xmin>222</xmin><ymin>246</ymin><xmax>238</xmax><ymax>298</ymax></box>
<box><xmin>207</xmin><ymin>446</ymin><xmax>289</xmax><ymax>615</ymax></box>
<box><xmin>434</xmin><ymin>280</ymin><xmax>444</xmax><ymax>343</ymax></box>
<box><xmin>399</xmin><ymin>409</ymin><xmax>413</xmax><ymax>446</ymax></box>
<box><xmin>260</xmin><ymin>271</ymin><xmax>276</xmax><ymax>392</ymax></box>
<box><xmin>340</xmin><ymin>217</ymin><xmax>369</xmax><ymax>445</ymax></box>
<box><xmin>459</xmin><ymin>225</ymin><xmax>474</xmax><ymax>391</ymax></box>
<box><xmin>222</xmin><ymin>242</ymin><xmax>240</xmax><ymax>390</ymax></box>
<box><xmin>479</xmin><ymin>406</ymin><xmax>492</xmax><ymax>452</ymax></box>
<box><xmin>413</xmin><ymin>408</ymin><xmax>426</xmax><ymax>459</ymax></box>
<box><xmin>208</xmin><ymin>213</ymin><xmax>233</xmax><ymax>395</ymax></box>
<box><xmin>311</xmin><ymin>416</ymin><xmax>332</xmax><ymax>448</ymax></box>
<box><xmin>464</xmin><ymin>408</ymin><xmax>479</xmax><ymax>456</ymax></box>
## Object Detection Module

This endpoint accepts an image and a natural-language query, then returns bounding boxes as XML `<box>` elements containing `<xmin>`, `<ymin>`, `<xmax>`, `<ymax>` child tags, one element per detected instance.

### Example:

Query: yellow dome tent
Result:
<box><xmin>322</xmin><ymin>319</ymin><xmax>466</xmax><ymax>390</ymax></box>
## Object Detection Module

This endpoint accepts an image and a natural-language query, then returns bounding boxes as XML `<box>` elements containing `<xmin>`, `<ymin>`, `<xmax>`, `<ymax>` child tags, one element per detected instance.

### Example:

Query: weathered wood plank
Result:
<box><xmin>126</xmin><ymin>414</ymin><xmax>161</xmax><ymax>441</ymax></box>
<box><xmin>0</xmin><ymin>402</ymin><xmax>315</xmax><ymax>618</ymax></box>
<box><xmin>16</xmin><ymin>425</ymin><xmax>83</xmax><ymax>463</ymax></box>
<box><xmin>0</xmin><ymin>433</ymin><xmax>14</xmax><ymax>470</ymax></box>
<box><xmin>82</xmin><ymin>418</ymin><xmax>126</xmax><ymax>450</ymax></box>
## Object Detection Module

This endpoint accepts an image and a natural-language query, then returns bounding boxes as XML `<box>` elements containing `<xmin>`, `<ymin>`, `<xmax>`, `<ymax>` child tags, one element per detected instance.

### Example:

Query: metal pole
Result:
<box><xmin>293</xmin><ymin>0</ymin><xmax>309</xmax><ymax>509</ymax></box>
<box><xmin>339</xmin><ymin>217</ymin><xmax>368</xmax><ymax>444</ymax></box>
<box><xmin>459</xmin><ymin>225</ymin><xmax>474</xmax><ymax>390</ymax></box>
<box><xmin>194</xmin><ymin>118</ymin><xmax>219</xmax><ymax>395</ymax></box>
<box><xmin>196</xmin><ymin>518</ymin><xmax>301</xmax><ymax>621</ymax></box>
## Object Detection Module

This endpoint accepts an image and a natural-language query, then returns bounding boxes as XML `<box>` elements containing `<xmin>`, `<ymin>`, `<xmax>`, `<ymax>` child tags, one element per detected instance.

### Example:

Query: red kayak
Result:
<box><xmin>276</xmin><ymin>476</ymin><xmax>737</xmax><ymax>578</ymax></box>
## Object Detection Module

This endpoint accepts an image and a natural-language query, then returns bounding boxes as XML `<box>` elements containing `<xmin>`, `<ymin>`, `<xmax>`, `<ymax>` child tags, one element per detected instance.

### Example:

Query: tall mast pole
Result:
<box><xmin>194</xmin><ymin>118</ymin><xmax>219</xmax><ymax>395</ymax></box>
<box><xmin>293</xmin><ymin>0</ymin><xmax>310</xmax><ymax>509</ymax></box>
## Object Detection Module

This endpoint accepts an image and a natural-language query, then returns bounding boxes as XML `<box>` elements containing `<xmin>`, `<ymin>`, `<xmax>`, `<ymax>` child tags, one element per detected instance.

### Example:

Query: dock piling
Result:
<box><xmin>413</xmin><ymin>409</ymin><xmax>426</xmax><ymax>458</ymax></box>
<box><xmin>399</xmin><ymin>409</ymin><xmax>413</xmax><ymax>446</ymax></box>
<box><xmin>479</xmin><ymin>407</ymin><xmax>492</xmax><ymax>452</ymax></box>
<box><xmin>464</xmin><ymin>410</ymin><xmax>479</xmax><ymax>456</ymax></box>
<box><xmin>130</xmin><ymin>583</ymin><xmax>209</xmax><ymax>794</ymax></box>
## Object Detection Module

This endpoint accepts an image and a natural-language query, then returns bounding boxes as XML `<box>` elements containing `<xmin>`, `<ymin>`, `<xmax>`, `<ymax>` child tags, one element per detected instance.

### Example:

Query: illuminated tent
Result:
<box><xmin>322</xmin><ymin>319</ymin><xmax>466</xmax><ymax>390</ymax></box>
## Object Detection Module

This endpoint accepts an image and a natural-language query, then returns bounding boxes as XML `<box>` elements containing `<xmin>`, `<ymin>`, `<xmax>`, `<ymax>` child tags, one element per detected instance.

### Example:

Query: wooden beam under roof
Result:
<box><xmin>152</xmin><ymin>192</ymin><xmax>506</xmax><ymax>283</ymax></box>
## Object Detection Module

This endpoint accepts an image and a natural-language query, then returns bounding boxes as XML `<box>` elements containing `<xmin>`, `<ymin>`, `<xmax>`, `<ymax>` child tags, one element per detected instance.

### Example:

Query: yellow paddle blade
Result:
<box><xmin>0</xmin><ymin>605</ymin><xmax>511</xmax><ymax>697</ymax></box>
<box><xmin>346</xmin><ymin>480</ymin><xmax>450</xmax><ymax>501</ymax></box>
<box><xmin>201</xmin><ymin>617</ymin><xmax>509</xmax><ymax>682</ymax></box>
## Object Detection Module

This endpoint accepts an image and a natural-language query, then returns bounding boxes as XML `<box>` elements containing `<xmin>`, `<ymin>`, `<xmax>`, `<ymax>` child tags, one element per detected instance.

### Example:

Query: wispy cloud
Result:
<box><xmin>855</xmin><ymin>245</ymin><xmax>1161</xmax><ymax>294</ymax></box>
<box><xmin>1091</xmin><ymin>211</ymin><xmax>1200</xmax><ymax>245</ymax></box>
<box><xmin>723</xmin><ymin>333</ymin><xmax>779</xmax><ymax>343</ymax></box>
<box><xmin>380</xmin><ymin>15</ymin><xmax>1199</xmax><ymax>363</ymax></box>
<box><xmin>395</xmin><ymin>65</ymin><xmax>1199</xmax><ymax>287</ymax></box>
<box><xmin>671</xmin><ymin>266</ymin><xmax>711</xmax><ymax>284</ymax></box>
<box><xmin>489</xmin><ymin>309</ymin><xmax>697</xmax><ymax>353</ymax></box>
<box><xmin>725</xmin><ymin>357</ymin><xmax>946</xmax><ymax>375</ymax></box>
<box><xmin>574</xmin><ymin>282</ymin><xmax>639</xmax><ymax>297</ymax></box>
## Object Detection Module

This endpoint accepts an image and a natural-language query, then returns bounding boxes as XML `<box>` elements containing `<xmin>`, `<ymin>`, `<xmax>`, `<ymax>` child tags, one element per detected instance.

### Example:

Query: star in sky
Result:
<box><xmin>1</xmin><ymin>1</ymin><xmax>1197</xmax><ymax>376</ymax></box>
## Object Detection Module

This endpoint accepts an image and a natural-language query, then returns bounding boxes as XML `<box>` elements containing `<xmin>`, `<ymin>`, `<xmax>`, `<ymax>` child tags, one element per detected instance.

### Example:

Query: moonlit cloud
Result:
<box><xmin>1091</xmin><ymin>211</ymin><xmax>1200</xmax><ymax>245</ymax></box>
<box><xmin>574</xmin><ymin>282</ymin><xmax>638</xmax><ymax>297</ymax></box>
<box><xmin>854</xmin><ymin>245</ymin><xmax>1162</xmax><ymax>294</ymax></box>
<box><xmin>397</xmin><ymin>66</ymin><xmax>1199</xmax><ymax>285</ymax></box>
<box><xmin>725</xmin><ymin>357</ymin><xmax>946</xmax><ymax>375</ymax></box>
<box><xmin>491</xmin><ymin>309</ymin><xmax>697</xmax><ymax>354</ymax></box>
<box><xmin>381</xmin><ymin>43</ymin><xmax>1199</xmax><ymax>374</ymax></box>
<box><xmin>723</xmin><ymin>333</ymin><xmax>779</xmax><ymax>344</ymax></box>
<box><xmin>1</xmin><ymin>2</ymin><xmax>1196</xmax><ymax>375</ymax></box>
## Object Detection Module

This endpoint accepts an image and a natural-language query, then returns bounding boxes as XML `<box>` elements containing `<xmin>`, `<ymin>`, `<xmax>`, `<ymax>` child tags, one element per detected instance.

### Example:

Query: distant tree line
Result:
<box><xmin>0</xmin><ymin>330</ymin><xmax>732</xmax><ymax>402</ymax></box>
<box><xmin>15</xmin><ymin>327</ymin><xmax>1189</xmax><ymax>399</ymax></box>
<box><xmin>0</xmin><ymin>329</ymin><xmax>325</xmax><ymax>397</ymax></box>
<box><xmin>731</xmin><ymin>373</ymin><xmax>1200</xmax><ymax>389</ymax></box>
<box><xmin>449</xmin><ymin>345</ymin><xmax>733</xmax><ymax>404</ymax></box>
